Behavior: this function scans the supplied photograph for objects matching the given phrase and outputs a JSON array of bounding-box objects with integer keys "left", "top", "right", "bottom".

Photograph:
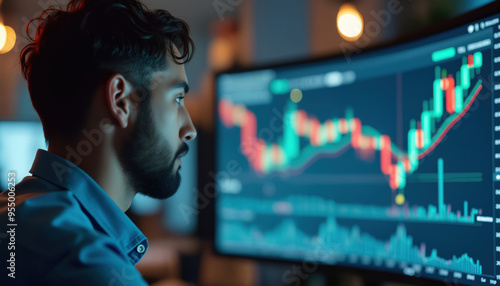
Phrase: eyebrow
[{"left": 173, "top": 81, "right": 189, "bottom": 94}]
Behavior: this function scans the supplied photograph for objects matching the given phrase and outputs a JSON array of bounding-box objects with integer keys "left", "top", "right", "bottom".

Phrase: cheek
[{"left": 152, "top": 101, "right": 180, "bottom": 140}]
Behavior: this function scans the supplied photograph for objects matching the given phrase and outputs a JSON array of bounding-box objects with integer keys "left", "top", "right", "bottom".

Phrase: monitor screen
[
  {"left": 214, "top": 3, "right": 500, "bottom": 285},
  {"left": 0, "top": 121, "right": 46, "bottom": 191}
]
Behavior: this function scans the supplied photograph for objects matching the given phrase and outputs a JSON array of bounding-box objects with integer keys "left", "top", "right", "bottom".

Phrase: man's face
[{"left": 119, "top": 51, "right": 197, "bottom": 199}]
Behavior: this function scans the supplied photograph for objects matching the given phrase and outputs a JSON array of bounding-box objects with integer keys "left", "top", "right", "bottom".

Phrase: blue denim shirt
[{"left": 0, "top": 149, "right": 149, "bottom": 285}]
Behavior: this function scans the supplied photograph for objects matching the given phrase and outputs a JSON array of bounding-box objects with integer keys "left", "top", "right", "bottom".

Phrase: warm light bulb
[
  {"left": 337, "top": 3, "right": 363, "bottom": 41},
  {"left": 0, "top": 23, "right": 6, "bottom": 52},
  {"left": 0, "top": 25, "right": 15, "bottom": 54}
]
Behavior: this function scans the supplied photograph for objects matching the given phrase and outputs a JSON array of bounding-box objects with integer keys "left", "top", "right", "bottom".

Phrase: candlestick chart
[{"left": 218, "top": 52, "right": 483, "bottom": 192}]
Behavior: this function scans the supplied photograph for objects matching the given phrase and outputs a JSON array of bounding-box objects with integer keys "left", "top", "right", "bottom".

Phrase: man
[{"left": 0, "top": 0, "right": 196, "bottom": 285}]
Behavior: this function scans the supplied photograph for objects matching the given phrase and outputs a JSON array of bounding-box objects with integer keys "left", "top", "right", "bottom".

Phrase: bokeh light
[
  {"left": 0, "top": 23, "right": 6, "bottom": 52},
  {"left": 337, "top": 3, "right": 364, "bottom": 41},
  {"left": 0, "top": 25, "right": 16, "bottom": 54}
]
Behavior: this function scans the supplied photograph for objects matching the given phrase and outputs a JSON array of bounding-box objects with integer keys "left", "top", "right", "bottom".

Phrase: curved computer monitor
[{"left": 214, "top": 2, "right": 500, "bottom": 285}]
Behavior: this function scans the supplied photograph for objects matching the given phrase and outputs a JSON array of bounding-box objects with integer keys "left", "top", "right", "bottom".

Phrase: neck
[{"left": 48, "top": 140, "right": 135, "bottom": 212}]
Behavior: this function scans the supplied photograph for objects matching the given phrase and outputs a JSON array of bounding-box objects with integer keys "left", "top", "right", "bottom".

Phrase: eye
[{"left": 175, "top": 95, "right": 185, "bottom": 104}]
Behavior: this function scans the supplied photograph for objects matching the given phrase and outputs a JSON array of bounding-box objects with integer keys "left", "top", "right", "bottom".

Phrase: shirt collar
[{"left": 29, "top": 149, "right": 148, "bottom": 265}]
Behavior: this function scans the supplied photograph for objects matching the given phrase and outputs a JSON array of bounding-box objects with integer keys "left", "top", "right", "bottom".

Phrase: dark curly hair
[{"left": 20, "top": 0, "right": 194, "bottom": 143}]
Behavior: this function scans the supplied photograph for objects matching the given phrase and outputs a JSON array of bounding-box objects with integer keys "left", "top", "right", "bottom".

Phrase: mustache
[{"left": 175, "top": 143, "right": 189, "bottom": 159}]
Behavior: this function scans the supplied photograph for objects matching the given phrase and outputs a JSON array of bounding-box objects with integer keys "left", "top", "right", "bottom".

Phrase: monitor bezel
[{"left": 210, "top": 2, "right": 500, "bottom": 285}]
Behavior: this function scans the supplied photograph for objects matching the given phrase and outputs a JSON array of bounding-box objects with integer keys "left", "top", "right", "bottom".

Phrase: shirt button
[{"left": 136, "top": 244, "right": 146, "bottom": 254}]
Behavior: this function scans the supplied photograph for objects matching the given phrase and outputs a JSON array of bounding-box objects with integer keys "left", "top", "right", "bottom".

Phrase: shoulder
[
  {"left": 0, "top": 176, "right": 102, "bottom": 257},
  {"left": 1, "top": 175, "right": 90, "bottom": 226}
]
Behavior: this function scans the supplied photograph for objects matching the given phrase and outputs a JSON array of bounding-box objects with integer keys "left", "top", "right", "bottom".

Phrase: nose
[{"left": 180, "top": 107, "right": 197, "bottom": 142}]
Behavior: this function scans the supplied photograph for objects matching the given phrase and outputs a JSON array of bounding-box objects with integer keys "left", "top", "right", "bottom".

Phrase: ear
[{"left": 105, "top": 74, "right": 135, "bottom": 129}]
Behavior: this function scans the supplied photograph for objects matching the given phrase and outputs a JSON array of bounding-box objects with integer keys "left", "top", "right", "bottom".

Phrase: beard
[{"left": 119, "top": 97, "right": 189, "bottom": 199}]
